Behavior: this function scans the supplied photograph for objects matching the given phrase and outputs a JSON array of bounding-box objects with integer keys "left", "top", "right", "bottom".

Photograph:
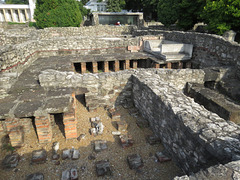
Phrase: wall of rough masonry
[
  {"left": 132, "top": 70, "right": 240, "bottom": 174},
  {"left": 135, "top": 29, "right": 240, "bottom": 78},
  {"left": 39, "top": 69, "right": 133, "bottom": 111},
  {"left": 174, "top": 160, "right": 240, "bottom": 180},
  {"left": 0, "top": 36, "right": 138, "bottom": 74}
]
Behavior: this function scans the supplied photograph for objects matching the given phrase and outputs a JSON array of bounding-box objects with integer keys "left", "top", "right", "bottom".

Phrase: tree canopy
[
  {"left": 106, "top": 0, "right": 126, "bottom": 12},
  {"left": 201, "top": 0, "right": 240, "bottom": 35},
  {"left": 34, "top": 0, "right": 82, "bottom": 29}
]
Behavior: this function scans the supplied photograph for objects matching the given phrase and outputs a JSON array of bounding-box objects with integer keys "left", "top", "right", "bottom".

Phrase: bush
[{"left": 34, "top": 0, "right": 82, "bottom": 29}]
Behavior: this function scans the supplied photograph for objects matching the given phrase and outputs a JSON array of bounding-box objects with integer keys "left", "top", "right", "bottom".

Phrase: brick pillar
[
  {"left": 35, "top": 116, "right": 52, "bottom": 144},
  {"left": 167, "top": 62, "right": 172, "bottom": 69},
  {"left": 104, "top": 61, "right": 109, "bottom": 72},
  {"left": 114, "top": 60, "right": 120, "bottom": 72},
  {"left": 93, "top": 62, "right": 98, "bottom": 73},
  {"left": 5, "top": 118, "right": 24, "bottom": 147},
  {"left": 133, "top": 60, "right": 138, "bottom": 69},
  {"left": 63, "top": 111, "right": 77, "bottom": 139},
  {"left": 178, "top": 62, "right": 183, "bottom": 69},
  {"left": 125, "top": 60, "right": 130, "bottom": 70},
  {"left": 154, "top": 63, "right": 160, "bottom": 68},
  {"left": 81, "top": 62, "right": 86, "bottom": 74},
  {"left": 186, "top": 61, "right": 192, "bottom": 68}
]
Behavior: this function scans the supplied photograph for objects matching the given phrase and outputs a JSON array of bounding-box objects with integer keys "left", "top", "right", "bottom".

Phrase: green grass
[{"left": 8, "top": 22, "right": 25, "bottom": 25}]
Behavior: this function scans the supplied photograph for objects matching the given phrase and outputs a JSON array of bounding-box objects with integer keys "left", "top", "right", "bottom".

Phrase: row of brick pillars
[
  {"left": 154, "top": 61, "right": 191, "bottom": 69},
  {"left": 80, "top": 60, "right": 138, "bottom": 74}
]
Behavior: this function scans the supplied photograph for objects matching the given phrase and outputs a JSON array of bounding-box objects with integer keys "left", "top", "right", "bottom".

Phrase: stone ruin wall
[
  {"left": 38, "top": 68, "right": 240, "bottom": 175},
  {"left": 134, "top": 29, "right": 240, "bottom": 80},
  {"left": 0, "top": 32, "right": 138, "bottom": 74},
  {"left": 1, "top": 26, "right": 240, "bottom": 178},
  {"left": 132, "top": 70, "right": 240, "bottom": 174}
]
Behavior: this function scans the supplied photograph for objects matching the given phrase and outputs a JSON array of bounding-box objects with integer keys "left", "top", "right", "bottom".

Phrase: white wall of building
[{"left": 0, "top": 0, "right": 34, "bottom": 22}]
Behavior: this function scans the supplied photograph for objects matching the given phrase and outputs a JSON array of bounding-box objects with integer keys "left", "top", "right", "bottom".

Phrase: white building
[
  {"left": 0, "top": 0, "right": 35, "bottom": 22},
  {"left": 84, "top": 0, "right": 107, "bottom": 12}
]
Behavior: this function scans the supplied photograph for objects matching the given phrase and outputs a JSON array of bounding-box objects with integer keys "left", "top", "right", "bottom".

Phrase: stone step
[{"left": 186, "top": 83, "right": 240, "bottom": 124}]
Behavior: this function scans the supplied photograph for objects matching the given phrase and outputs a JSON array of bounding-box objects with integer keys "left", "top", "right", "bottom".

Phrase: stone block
[
  {"left": 120, "top": 134, "right": 134, "bottom": 148},
  {"left": 72, "top": 149, "right": 80, "bottom": 160},
  {"left": 94, "top": 140, "right": 108, "bottom": 152},
  {"left": 32, "top": 150, "right": 47, "bottom": 164},
  {"left": 117, "top": 121, "right": 128, "bottom": 131},
  {"left": 26, "top": 173, "right": 44, "bottom": 180},
  {"left": 62, "top": 149, "right": 71, "bottom": 160},
  {"left": 90, "top": 128, "right": 97, "bottom": 136},
  {"left": 155, "top": 152, "right": 171, "bottom": 163},
  {"left": 2, "top": 153, "right": 20, "bottom": 169},
  {"left": 127, "top": 154, "right": 143, "bottom": 169},
  {"left": 146, "top": 135, "right": 161, "bottom": 145},
  {"left": 61, "top": 168, "right": 78, "bottom": 179},
  {"left": 96, "top": 160, "right": 112, "bottom": 176}
]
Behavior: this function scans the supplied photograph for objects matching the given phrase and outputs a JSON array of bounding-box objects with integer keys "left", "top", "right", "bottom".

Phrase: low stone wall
[
  {"left": 39, "top": 69, "right": 133, "bottom": 110},
  {"left": 132, "top": 70, "right": 240, "bottom": 174}
]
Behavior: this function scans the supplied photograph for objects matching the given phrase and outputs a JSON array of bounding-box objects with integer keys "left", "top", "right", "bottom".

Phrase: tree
[
  {"left": 106, "top": 0, "right": 125, "bottom": 12},
  {"left": 125, "top": 0, "right": 159, "bottom": 20},
  {"left": 201, "top": 0, "right": 240, "bottom": 35},
  {"left": 34, "top": 0, "right": 82, "bottom": 29},
  {"left": 5, "top": 0, "right": 28, "bottom": 4},
  {"left": 157, "top": 0, "right": 180, "bottom": 27},
  {"left": 77, "top": 1, "right": 90, "bottom": 17},
  {"left": 157, "top": 0, "right": 205, "bottom": 30},
  {"left": 177, "top": 0, "right": 205, "bottom": 30}
]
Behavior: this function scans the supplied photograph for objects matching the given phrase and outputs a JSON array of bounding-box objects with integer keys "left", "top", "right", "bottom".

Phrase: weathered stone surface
[
  {"left": 94, "top": 140, "right": 107, "bottom": 152},
  {"left": 96, "top": 160, "right": 112, "bottom": 176},
  {"left": 62, "top": 149, "right": 71, "bottom": 160},
  {"left": 26, "top": 173, "right": 44, "bottom": 180},
  {"left": 186, "top": 82, "right": 240, "bottom": 124},
  {"left": 127, "top": 154, "right": 143, "bottom": 169},
  {"left": 132, "top": 70, "right": 240, "bottom": 173},
  {"left": 2, "top": 153, "right": 20, "bottom": 169},
  {"left": 32, "top": 150, "right": 47, "bottom": 164},
  {"left": 72, "top": 149, "right": 80, "bottom": 160}
]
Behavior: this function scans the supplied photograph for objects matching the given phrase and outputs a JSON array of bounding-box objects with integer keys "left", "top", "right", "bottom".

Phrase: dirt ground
[{"left": 0, "top": 98, "right": 183, "bottom": 180}]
